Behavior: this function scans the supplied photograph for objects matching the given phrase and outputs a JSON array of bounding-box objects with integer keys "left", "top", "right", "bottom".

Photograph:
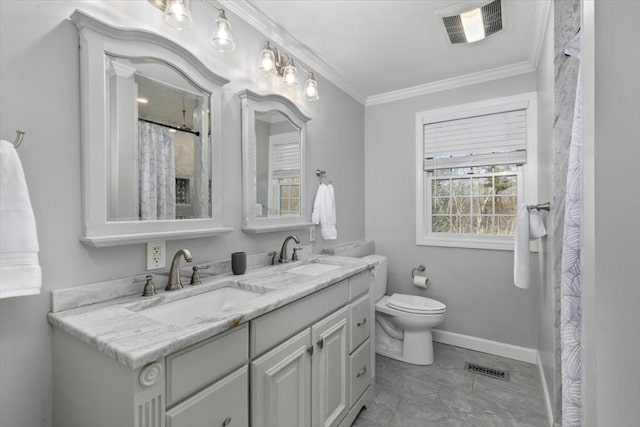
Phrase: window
[{"left": 416, "top": 93, "right": 537, "bottom": 250}]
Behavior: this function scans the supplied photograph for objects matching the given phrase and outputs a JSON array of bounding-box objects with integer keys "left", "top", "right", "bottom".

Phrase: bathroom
[{"left": 0, "top": 1, "right": 638, "bottom": 426}]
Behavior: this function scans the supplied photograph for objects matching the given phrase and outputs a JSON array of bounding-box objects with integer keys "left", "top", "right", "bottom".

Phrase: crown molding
[
  {"left": 529, "top": 0, "right": 552, "bottom": 70},
  {"left": 366, "top": 61, "right": 535, "bottom": 106},
  {"left": 219, "top": 0, "right": 367, "bottom": 105}
]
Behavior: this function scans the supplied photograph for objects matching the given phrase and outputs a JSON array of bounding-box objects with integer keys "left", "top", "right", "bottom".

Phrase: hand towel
[
  {"left": 0, "top": 140, "right": 41, "bottom": 298},
  {"left": 311, "top": 183, "right": 337, "bottom": 240},
  {"left": 513, "top": 204, "right": 547, "bottom": 289}
]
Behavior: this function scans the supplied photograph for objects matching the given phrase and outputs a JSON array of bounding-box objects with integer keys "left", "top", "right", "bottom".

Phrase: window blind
[
  {"left": 272, "top": 142, "right": 300, "bottom": 178},
  {"left": 423, "top": 109, "right": 527, "bottom": 171}
]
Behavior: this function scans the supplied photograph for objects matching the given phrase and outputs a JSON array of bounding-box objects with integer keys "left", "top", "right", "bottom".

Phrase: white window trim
[{"left": 415, "top": 92, "right": 539, "bottom": 251}]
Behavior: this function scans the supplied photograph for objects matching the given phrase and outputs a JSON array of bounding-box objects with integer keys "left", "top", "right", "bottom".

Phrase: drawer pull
[
  {"left": 356, "top": 366, "right": 367, "bottom": 378},
  {"left": 356, "top": 318, "right": 367, "bottom": 327},
  {"left": 307, "top": 345, "right": 314, "bottom": 356},
  {"left": 317, "top": 338, "right": 324, "bottom": 349},
  {"left": 222, "top": 416, "right": 232, "bottom": 427}
]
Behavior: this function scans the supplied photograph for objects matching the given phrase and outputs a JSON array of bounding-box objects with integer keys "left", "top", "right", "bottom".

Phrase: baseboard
[
  {"left": 536, "top": 351, "right": 555, "bottom": 427},
  {"left": 432, "top": 329, "right": 538, "bottom": 364}
]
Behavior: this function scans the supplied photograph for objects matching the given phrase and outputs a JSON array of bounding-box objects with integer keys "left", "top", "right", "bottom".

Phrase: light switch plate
[{"left": 147, "top": 241, "right": 166, "bottom": 270}]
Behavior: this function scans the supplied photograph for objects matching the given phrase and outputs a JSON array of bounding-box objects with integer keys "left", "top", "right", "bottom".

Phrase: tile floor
[{"left": 352, "top": 343, "right": 549, "bottom": 427}]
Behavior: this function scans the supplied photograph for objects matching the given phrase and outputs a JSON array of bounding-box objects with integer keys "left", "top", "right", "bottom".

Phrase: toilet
[
  {"left": 367, "top": 256, "right": 446, "bottom": 365},
  {"left": 326, "top": 240, "right": 446, "bottom": 366}
]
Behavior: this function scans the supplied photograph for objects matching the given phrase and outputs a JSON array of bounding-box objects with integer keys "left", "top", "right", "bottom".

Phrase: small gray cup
[{"left": 231, "top": 252, "right": 247, "bottom": 275}]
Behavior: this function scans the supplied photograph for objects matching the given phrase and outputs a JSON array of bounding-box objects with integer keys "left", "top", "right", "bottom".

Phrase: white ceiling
[{"left": 220, "top": 0, "right": 550, "bottom": 105}]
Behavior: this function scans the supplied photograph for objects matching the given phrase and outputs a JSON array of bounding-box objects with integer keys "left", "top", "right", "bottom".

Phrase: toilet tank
[{"left": 322, "top": 240, "right": 387, "bottom": 300}]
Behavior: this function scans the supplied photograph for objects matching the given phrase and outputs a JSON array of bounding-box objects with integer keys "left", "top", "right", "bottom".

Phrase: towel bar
[{"left": 527, "top": 202, "right": 550, "bottom": 211}]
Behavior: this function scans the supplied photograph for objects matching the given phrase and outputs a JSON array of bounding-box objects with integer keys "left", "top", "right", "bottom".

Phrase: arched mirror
[
  {"left": 239, "top": 90, "right": 313, "bottom": 233},
  {"left": 71, "top": 11, "right": 232, "bottom": 246}
]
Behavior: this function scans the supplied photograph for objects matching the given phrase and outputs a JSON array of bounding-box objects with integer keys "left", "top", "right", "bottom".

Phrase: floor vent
[{"left": 465, "top": 362, "right": 509, "bottom": 381}]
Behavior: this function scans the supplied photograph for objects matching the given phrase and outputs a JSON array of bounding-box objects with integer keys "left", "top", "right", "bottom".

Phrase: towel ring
[{"left": 411, "top": 265, "right": 426, "bottom": 279}]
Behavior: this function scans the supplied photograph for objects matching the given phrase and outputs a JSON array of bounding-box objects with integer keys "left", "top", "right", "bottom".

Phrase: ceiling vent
[{"left": 440, "top": 0, "right": 503, "bottom": 44}]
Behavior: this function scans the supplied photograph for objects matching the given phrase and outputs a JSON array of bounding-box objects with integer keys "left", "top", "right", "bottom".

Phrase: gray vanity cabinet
[
  {"left": 251, "top": 329, "right": 313, "bottom": 427},
  {"left": 251, "top": 305, "right": 349, "bottom": 427},
  {"left": 52, "top": 269, "right": 373, "bottom": 427}
]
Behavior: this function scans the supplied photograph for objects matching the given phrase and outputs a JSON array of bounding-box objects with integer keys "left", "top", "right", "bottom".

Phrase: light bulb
[
  {"left": 304, "top": 73, "right": 319, "bottom": 101},
  {"left": 258, "top": 43, "right": 276, "bottom": 75},
  {"left": 163, "top": 0, "right": 194, "bottom": 30},
  {"left": 210, "top": 10, "right": 236, "bottom": 53},
  {"left": 460, "top": 8, "right": 485, "bottom": 43},
  {"left": 281, "top": 63, "right": 298, "bottom": 88}
]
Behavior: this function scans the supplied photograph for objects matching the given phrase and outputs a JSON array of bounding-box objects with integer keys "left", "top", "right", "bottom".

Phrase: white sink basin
[
  {"left": 287, "top": 262, "right": 341, "bottom": 276},
  {"left": 140, "top": 287, "right": 261, "bottom": 326}
]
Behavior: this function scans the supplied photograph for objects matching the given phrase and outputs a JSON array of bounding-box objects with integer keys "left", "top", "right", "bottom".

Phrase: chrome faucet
[
  {"left": 165, "top": 249, "right": 193, "bottom": 291},
  {"left": 278, "top": 235, "right": 300, "bottom": 264}
]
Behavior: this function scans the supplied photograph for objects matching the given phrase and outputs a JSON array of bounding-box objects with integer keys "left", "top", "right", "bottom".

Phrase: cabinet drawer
[
  {"left": 349, "top": 294, "right": 370, "bottom": 353},
  {"left": 166, "top": 324, "right": 248, "bottom": 407},
  {"left": 251, "top": 279, "right": 348, "bottom": 357},
  {"left": 349, "top": 339, "right": 371, "bottom": 407},
  {"left": 166, "top": 365, "right": 248, "bottom": 427},
  {"left": 348, "top": 271, "right": 370, "bottom": 301}
]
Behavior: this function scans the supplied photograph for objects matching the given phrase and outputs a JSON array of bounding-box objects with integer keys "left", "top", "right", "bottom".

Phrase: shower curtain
[
  {"left": 138, "top": 121, "right": 176, "bottom": 220},
  {"left": 561, "top": 32, "right": 582, "bottom": 427}
]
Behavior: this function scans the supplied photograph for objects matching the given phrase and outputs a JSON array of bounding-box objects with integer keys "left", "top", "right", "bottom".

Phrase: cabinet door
[
  {"left": 166, "top": 366, "right": 248, "bottom": 427},
  {"left": 311, "top": 306, "right": 350, "bottom": 427},
  {"left": 252, "top": 329, "right": 312, "bottom": 427}
]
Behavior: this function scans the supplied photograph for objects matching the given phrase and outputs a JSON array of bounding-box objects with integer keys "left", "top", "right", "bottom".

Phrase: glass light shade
[
  {"left": 460, "top": 8, "right": 485, "bottom": 43},
  {"left": 210, "top": 10, "right": 236, "bottom": 53},
  {"left": 304, "top": 73, "right": 319, "bottom": 101},
  {"left": 281, "top": 63, "right": 298, "bottom": 88},
  {"left": 163, "top": 0, "right": 194, "bottom": 30},
  {"left": 258, "top": 46, "right": 276, "bottom": 75}
]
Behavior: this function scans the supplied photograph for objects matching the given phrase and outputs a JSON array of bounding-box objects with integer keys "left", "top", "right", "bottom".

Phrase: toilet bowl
[
  {"left": 354, "top": 249, "right": 446, "bottom": 366},
  {"left": 324, "top": 241, "right": 447, "bottom": 366},
  {"left": 375, "top": 294, "right": 446, "bottom": 365}
]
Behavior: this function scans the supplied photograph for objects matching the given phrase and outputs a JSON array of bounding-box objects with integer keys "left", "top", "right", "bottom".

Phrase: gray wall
[
  {"left": 0, "top": 2, "right": 365, "bottom": 426},
  {"left": 365, "top": 72, "right": 541, "bottom": 348},
  {"left": 584, "top": 0, "right": 640, "bottom": 424}
]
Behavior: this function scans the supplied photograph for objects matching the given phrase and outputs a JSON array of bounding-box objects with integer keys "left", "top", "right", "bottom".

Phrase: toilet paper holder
[{"left": 411, "top": 265, "right": 426, "bottom": 278}]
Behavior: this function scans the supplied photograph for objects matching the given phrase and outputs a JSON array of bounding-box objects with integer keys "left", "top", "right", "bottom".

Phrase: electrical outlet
[
  {"left": 309, "top": 226, "right": 316, "bottom": 242},
  {"left": 147, "top": 241, "right": 166, "bottom": 270}
]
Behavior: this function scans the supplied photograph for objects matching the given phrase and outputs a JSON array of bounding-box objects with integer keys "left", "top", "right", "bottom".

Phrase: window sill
[{"left": 417, "top": 235, "right": 541, "bottom": 252}]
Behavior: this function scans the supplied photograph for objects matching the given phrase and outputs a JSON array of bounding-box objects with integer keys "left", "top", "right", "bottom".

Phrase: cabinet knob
[
  {"left": 306, "top": 346, "right": 314, "bottom": 355},
  {"left": 356, "top": 366, "right": 367, "bottom": 378},
  {"left": 356, "top": 318, "right": 367, "bottom": 327},
  {"left": 222, "top": 416, "right": 232, "bottom": 427},
  {"left": 317, "top": 338, "right": 324, "bottom": 349}
]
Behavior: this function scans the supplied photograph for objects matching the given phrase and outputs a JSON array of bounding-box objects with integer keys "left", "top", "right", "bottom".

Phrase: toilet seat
[{"left": 385, "top": 293, "right": 446, "bottom": 315}]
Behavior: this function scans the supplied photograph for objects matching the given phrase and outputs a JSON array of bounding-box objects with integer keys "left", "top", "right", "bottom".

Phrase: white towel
[
  {"left": 311, "top": 183, "right": 337, "bottom": 240},
  {"left": 513, "top": 204, "right": 547, "bottom": 289},
  {"left": 0, "top": 140, "right": 41, "bottom": 298}
]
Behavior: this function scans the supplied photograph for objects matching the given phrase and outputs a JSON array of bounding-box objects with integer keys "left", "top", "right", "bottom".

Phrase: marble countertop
[{"left": 48, "top": 255, "right": 374, "bottom": 370}]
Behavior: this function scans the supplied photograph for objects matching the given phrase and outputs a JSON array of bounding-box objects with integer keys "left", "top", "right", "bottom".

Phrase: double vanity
[
  {"left": 49, "top": 255, "right": 376, "bottom": 427},
  {"left": 50, "top": 11, "right": 372, "bottom": 427}
]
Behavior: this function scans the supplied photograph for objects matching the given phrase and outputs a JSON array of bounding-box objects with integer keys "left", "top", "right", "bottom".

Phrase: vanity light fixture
[
  {"left": 147, "top": 0, "right": 236, "bottom": 53},
  {"left": 439, "top": 0, "right": 502, "bottom": 44},
  {"left": 257, "top": 41, "right": 320, "bottom": 102},
  {"left": 163, "top": 0, "right": 194, "bottom": 30},
  {"left": 210, "top": 9, "right": 236, "bottom": 53}
]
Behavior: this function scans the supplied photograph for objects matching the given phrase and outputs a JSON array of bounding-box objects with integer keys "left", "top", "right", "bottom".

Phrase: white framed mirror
[
  {"left": 71, "top": 11, "right": 232, "bottom": 247},
  {"left": 239, "top": 90, "right": 313, "bottom": 233}
]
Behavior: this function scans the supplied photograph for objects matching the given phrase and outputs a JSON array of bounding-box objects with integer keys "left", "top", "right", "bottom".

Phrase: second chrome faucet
[
  {"left": 166, "top": 249, "right": 193, "bottom": 291},
  {"left": 278, "top": 235, "right": 300, "bottom": 264}
]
